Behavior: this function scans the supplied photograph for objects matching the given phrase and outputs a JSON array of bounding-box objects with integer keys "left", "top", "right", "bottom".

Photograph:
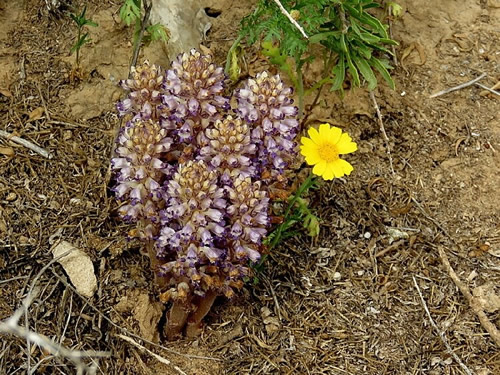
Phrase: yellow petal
[
  {"left": 328, "top": 126, "right": 342, "bottom": 145},
  {"left": 312, "top": 160, "right": 327, "bottom": 176},
  {"left": 319, "top": 123, "right": 331, "bottom": 138},
  {"left": 337, "top": 133, "right": 358, "bottom": 154},
  {"left": 300, "top": 144, "right": 319, "bottom": 158},
  {"left": 322, "top": 164, "right": 335, "bottom": 180},
  {"left": 338, "top": 159, "right": 354, "bottom": 175},
  {"left": 330, "top": 160, "right": 345, "bottom": 178},
  {"left": 305, "top": 153, "right": 321, "bottom": 165},
  {"left": 302, "top": 147, "right": 321, "bottom": 164},
  {"left": 300, "top": 137, "right": 316, "bottom": 148},
  {"left": 307, "top": 127, "right": 321, "bottom": 144}
]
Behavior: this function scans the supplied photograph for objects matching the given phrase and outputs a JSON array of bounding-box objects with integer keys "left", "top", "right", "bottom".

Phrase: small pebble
[
  {"left": 333, "top": 272, "right": 342, "bottom": 281},
  {"left": 363, "top": 232, "right": 372, "bottom": 239},
  {"left": 357, "top": 270, "right": 364, "bottom": 276}
]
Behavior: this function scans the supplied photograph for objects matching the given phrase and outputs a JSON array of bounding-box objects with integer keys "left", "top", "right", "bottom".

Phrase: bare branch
[
  {"left": 438, "top": 247, "right": 500, "bottom": 347},
  {"left": 370, "top": 91, "right": 395, "bottom": 174},
  {"left": 430, "top": 73, "right": 487, "bottom": 98}
]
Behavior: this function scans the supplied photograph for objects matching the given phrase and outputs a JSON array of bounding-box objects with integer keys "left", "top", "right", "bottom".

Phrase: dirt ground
[{"left": 1, "top": 0, "right": 499, "bottom": 374}]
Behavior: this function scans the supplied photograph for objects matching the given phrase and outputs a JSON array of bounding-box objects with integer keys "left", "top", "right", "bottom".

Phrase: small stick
[
  {"left": 129, "top": 0, "right": 153, "bottom": 78},
  {"left": 0, "top": 129, "right": 53, "bottom": 159},
  {"left": 271, "top": 0, "right": 308, "bottom": 39},
  {"left": 387, "top": 6, "right": 398, "bottom": 66},
  {"left": 370, "top": 91, "right": 395, "bottom": 174},
  {"left": 430, "top": 73, "right": 487, "bottom": 98},
  {"left": 116, "top": 334, "right": 187, "bottom": 375},
  {"left": 36, "top": 84, "right": 51, "bottom": 121},
  {"left": 438, "top": 247, "right": 500, "bottom": 347},
  {"left": 412, "top": 276, "right": 474, "bottom": 375},
  {"left": 474, "top": 82, "right": 500, "bottom": 96}
]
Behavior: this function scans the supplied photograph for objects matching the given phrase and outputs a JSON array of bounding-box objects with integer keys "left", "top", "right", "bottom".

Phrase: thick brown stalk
[
  {"left": 185, "top": 290, "right": 218, "bottom": 338},
  {"left": 166, "top": 300, "right": 192, "bottom": 341}
]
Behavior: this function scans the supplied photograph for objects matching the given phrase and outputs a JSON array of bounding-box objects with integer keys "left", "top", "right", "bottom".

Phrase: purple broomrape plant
[
  {"left": 117, "top": 61, "right": 164, "bottom": 120},
  {"left": 235, "top": 71, "right": 299, "bottom": 180},
  {"left": 111, "top": 50, "right": 299, "bottom": 339}
]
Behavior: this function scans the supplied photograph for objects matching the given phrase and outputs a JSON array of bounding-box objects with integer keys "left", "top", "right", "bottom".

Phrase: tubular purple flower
[
  {"left": 226, "top": 177, "right": 269, "bottom": 261},
  {"left": 199, "top": 115, "right": 256, "bottom": 181},
  {"left": 161, "top": 49, "right": 230, "bottom": 141},
  {"left": 235, "top": 71, "right": 300, "bottom": 180},
  {"left": 117, "top": 61, "right": 164, "bottom": 120},
  {"left": 111, "top": 119, "right": 172, "bottom": 238}
]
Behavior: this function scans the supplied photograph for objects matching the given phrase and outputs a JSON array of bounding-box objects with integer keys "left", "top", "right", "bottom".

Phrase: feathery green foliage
[
  {"left": 230, "top": 0, "right": 398, "bottom": 113},
  {"left": 119, "top": 0, "right": 169, "bottom": 48}
]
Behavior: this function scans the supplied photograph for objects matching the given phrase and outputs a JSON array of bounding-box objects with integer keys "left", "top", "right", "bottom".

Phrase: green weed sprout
[
  {"left": 70, "top": 6, "right": 98, "bottom": 67},
  {"left": 229, "top": 0, "right": 398, "bottom": 116}
]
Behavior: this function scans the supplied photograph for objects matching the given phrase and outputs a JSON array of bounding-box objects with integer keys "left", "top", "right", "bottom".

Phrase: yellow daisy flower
[{"left": 300, "top": 123, "right": 358, "bottom": 180}]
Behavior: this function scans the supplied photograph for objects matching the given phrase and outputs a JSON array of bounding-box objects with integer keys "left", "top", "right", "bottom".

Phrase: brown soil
[{"left": 1, "top": 0, "right": 499, "bottom": 374}]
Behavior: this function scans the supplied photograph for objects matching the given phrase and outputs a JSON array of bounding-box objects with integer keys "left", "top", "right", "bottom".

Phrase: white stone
[
  {"left": 52, "top": 241, "right": 97, "bottom": 298},
  {"left": 150, "top": 0, "right": 211, "bottom": 59}
]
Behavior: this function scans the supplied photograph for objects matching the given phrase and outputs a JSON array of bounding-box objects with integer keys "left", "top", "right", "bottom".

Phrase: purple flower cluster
[
  {"left": 111, "top": 119, "right": 172, "bottom": 239},
  {"left": 117, "top": 61, "right": 164, "bottom": 120},
  {"left": 111, "top": 50, "right": 299, "bottom": 307},
  {"left": 161, "top": 49, "right": 230, "bottom": 143},
  {"left": 235, "top": 71, "right": 299, "bottom": 179}
]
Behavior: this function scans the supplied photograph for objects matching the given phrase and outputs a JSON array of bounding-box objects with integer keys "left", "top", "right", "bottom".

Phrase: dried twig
[
  {"left": 412, "top": 276, "right": 474, "bottom": 375},
  {"left": 0, "top": 287, "right": 110, "bottom": 375},
  {"left": 474, "top": 82, "right": 500, "bottom": 96},
  {"left": 370, "top": 91, "right": 395, "bottom": 174},
  {"left": 429, "top": 73, "right": 487, "bottom": 98},
  {"left": 271, "top": 0, "right": 308, "bottom": 39},
  {"left": 36, "top": 83, "right": 51, "bottom": 121},
  {"left": 116, "top": 334, "right": 187, "bottom": 375},
  {"left": 438, "top": 247, "right": 500, "bottom": 347},
  {"left": 0, "top": 129, "right": 53, "bottom": 159}
]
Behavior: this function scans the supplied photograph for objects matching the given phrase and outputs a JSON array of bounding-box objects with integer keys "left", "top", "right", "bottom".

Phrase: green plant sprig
[
  {"left": 230, "top": 0, "right": 398, "bottom": 115},
  {"left": 251, "top": 173, "right": 320, "bottom": 278},
  {"left": 70, "top": 6, "right": 98, "bottom": 66},
  {"left": 119, "top": 0, "right": 169, "bottom": 70}
]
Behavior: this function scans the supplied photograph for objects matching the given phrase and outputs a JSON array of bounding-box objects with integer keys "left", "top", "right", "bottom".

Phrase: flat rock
[{"left": 52, "top": 241, "right": 97, "bottom": 298}]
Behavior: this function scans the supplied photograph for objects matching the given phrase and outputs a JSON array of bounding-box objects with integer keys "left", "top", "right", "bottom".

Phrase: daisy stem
[{"left": 269, "top": 172, "right": 315, "bottom": 250}]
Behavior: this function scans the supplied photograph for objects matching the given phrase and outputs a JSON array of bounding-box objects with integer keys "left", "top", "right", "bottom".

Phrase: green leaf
[
  {"left": 309, "top": 30, "right": 341, "bottom": 43},
  {"left": 145, "top": 24, "right": 169, "bottom": 43},
  {"left": 70, "top": 13, "right": 79, "bottom": 25},
  {"left": 345, "top": 51, "right": 360, "bottom": 87},
  {"left": 84, "top": 20, "right": 98, "bottom": 28},
  {"left": 119, "top": 0, "right": 141, "bottom": 26},
  {"left": 370, "top": 57, "right": 395, "bottom": 89},
  {"left": 339, "top": 33, "right": 348, "bottom": 53},
  {"left": 330, "top": 52, "right": 345, "bottom": 91},
  {"left": 303, "top": 214, "right": 320, "bottom": 237},
  {"left": 353, "top": 53, "right": 377, "bottom": 90},
  {"left": 343, "top": 3, "right": 388, "bottom": 38}
]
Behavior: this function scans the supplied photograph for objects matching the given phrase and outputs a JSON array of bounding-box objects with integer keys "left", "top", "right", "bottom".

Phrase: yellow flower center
[{"left": 318, "top": 142, "right": 339, "bottom": 162}]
